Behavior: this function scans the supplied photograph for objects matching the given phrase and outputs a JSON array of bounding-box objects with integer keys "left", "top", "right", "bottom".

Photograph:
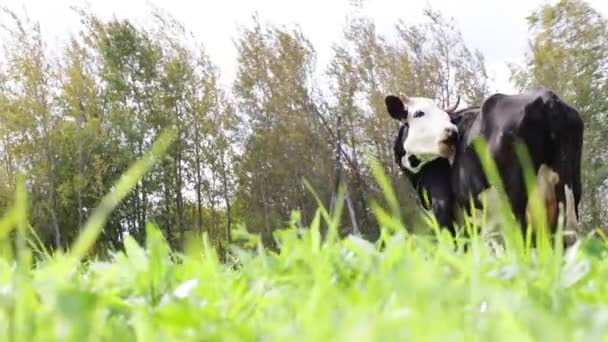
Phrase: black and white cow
[{"left": 386, "top": 88, "right": 583, "bottom": 242}]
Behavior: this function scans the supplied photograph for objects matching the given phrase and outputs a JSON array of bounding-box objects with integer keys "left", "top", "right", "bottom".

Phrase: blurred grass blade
[
  {"left": 369, "top": 157, "right": 401, "bottom": 221},
  {"left": 303, "top": 178, "right": 331, "bottom": 224},
  {"left": 514, "top": 141, "right": 551, "bottom": 254},
  {"left": 303, "top": 178, "right": 342, "bottom": 243},
  {"left": 27, "top": 223, "right": 51, "bottom": 259},
  {"left": 472, "top": 137, "right": 524, "bottom": 256},
  {"left": 70, "top": 129, "right": 176, "bottom": 260},
  {"left": 12, "top": 174, "right": 30, "bottom": 342}
]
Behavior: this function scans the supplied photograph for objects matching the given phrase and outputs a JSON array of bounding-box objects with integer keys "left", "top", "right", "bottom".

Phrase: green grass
[{"left": 1, "top": 132, "right": 608, "bottom": 341}]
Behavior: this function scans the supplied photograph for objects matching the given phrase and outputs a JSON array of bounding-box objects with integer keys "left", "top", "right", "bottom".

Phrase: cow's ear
[{"left": 385, "top": 95, "right": 408, "bottom": 120}]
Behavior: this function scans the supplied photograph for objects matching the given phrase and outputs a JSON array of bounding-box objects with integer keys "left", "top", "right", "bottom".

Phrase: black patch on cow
[
  {"left": 394, "top": 123, "right": 408, "bottom": 171},
  {"left": 408, "top": 155, "right": 421, "bottom": 168}
]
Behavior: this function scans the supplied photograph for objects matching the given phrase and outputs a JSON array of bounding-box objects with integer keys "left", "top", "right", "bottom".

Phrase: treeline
[{"left": 0, "top": 0, "right": 606, "bottom": 254}]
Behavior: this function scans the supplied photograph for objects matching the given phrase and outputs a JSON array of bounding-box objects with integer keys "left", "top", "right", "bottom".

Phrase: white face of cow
[{"left": 386, "top": 95, "right": 459, "bottom": 172}]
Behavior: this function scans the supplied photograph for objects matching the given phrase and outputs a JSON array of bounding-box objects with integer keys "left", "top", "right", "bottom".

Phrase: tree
[
  {"left": 57, "top": 37, "right": 103, "bottom": 237},
  {"left": 232, "top": 17, "right": 334, "bottom": 246},
  {"left": 396, "top": 8, "right": 490, "bottom": 107},
  {"left": 1, "top": 8, "right": 62, "bottom": 247}
]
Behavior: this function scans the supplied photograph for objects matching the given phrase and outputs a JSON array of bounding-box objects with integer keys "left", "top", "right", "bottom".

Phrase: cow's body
[{"left": 389, "top": 88, "right": 583, "bottom": 240}]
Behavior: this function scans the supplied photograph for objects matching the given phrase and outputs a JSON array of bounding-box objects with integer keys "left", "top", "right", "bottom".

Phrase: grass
[{"left": 1, "top": 132, "right": 608, "bottom": 341}]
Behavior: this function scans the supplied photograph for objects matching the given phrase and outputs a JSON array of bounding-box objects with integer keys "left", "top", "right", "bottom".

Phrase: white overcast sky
[{"left": 2, "top": 0, "right": 608, "bottom": 94}]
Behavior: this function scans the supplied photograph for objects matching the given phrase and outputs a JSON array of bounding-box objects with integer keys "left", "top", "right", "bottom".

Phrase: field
[{"left": 1, "top": 134, "right": 608, "bottom": 342}]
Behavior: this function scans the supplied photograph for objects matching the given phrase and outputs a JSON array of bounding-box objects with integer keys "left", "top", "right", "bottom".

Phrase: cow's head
[{"left": 386, "top": 94, "right": 459, "bottom": 173}]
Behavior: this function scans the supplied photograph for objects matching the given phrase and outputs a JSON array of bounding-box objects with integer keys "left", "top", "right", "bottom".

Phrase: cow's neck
[{"left": 449, "top": 108, "right": 491, "bottom": 211}]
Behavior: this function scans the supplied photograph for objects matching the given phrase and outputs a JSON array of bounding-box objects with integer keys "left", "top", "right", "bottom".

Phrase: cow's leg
[
  {"left": 417, "top": 161, "right": 456, "bottom": 237},
  {"left": 526, "top": 164, "right": 560, "bottom": 232},
  {"left": 431, "top": 195, "right": 456, "bottom": 236},
  {"left": 418, "top": 183, "right": 456, "bottom": 237},
  {"left": 505, "top": 172, "right": 530, "bottom": 237}
]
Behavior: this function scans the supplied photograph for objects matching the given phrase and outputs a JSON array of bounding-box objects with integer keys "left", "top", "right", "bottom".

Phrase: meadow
[{"left": 0, "top": 132, "right": 607, "bottom": 342}]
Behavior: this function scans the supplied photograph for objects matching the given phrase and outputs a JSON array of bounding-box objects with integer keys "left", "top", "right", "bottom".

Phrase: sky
[{"left": 2, "top": 0, "right": 608, "bottom": 94}]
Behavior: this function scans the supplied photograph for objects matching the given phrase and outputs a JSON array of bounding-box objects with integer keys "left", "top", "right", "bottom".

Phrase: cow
[{"left": 385, "top": 88, "right": 583, "bottom": 244}]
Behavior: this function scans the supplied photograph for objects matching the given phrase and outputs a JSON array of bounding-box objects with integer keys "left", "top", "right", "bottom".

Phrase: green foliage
[
  {"left": 0, "top": 1, "right": 604, "bottom": 262},
  {"left": 1, "top": 154, "right": 608, "bottom": 341},
  {"left": 232, "top": 17, "right": 334, "bottom": 244},
  {"left": 0, "top": 7, "right": 238, "bottom": 252}
]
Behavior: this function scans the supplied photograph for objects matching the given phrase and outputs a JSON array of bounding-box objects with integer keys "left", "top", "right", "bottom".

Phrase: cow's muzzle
[{"left": 442, "top": 127, "right": 458, "bottom": 145}]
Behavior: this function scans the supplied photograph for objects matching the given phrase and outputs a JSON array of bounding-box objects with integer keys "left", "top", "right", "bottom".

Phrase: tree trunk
[
  {"left": 77, "top": 100, "right": 86, "bottom": 230},
  {"left": 590, "top": 188, "right": 601, "bottom": 229},
  {"left": 142, "top": 181, "right": 147, "bottom": 232},
  {"left": 133, "top": 182, "right": 140, "bottom": 232},
  {"left": 194, "top": 124, "right": 204, "bottom": 237},
  {"left": 48, "top": 167, "right": 61, "bottom": 248},
  {"left": 162, "top": 172, "right": 173, "bottom": 246},
  {"left": 205, "top": 171, "right": 218, "bottom": 244},
  {"left": 330, "top": 113, "right": 343, "bottom": 216},
  {"left": 345, "top": 185, "right": 360, "bottom": 236},
  {"left": 133, "top": 82, "right": 147, "bottom": 237},
  {"left": 1, "top": 135, "right": 14, "bottom": 190},
  {"left": 175, "top": 147, "right": 185, "bottom": 250},
  {"left": 219, "top": 155, "right": 232, "bottom": 243},
  {"left": 174, "top": 104, "right": 186, "bottom": 250},
  {"left": 37, "top": 87, "right": 61, "bottom": 248},
  {"left": 260, "top": 182, "right": 272, "bottom": 245},
  {"left": 139, "top": 140, "right": 147, "bottom": 233}
]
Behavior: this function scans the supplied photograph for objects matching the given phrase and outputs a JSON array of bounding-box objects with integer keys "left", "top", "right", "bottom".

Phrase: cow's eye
[{"left": 413, "top": 110, "right": 425, "bottom": 118}]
